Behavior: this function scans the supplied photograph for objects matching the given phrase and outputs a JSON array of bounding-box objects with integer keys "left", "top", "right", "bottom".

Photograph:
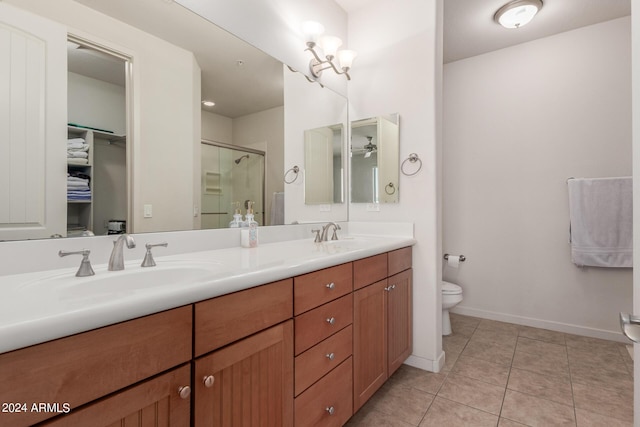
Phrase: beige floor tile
[
  {"left": 346, "top": 407, "right": 415, "bottom": 427},
  {"left": 507, "top": 368, "right": 573, "bottom": 406},
  {"left": 420, "top": 397, "right": 498, "bottom": 427},
  {"left": 477, "top": 319, "right": 520, "bottom": 335},
  {"left": 565, "top": 334, "right": 621, "bottom": 353},
  {"left": 515, "top": 337, "right": 567, "bottom": 358},
  {"left": 472, "top": 328, "right": 519, "bottom": 347},
  {"left": 501, "top": 390, "right": 576, "bottom": 426},
  {"left": 462, "top": 338, "right": 516, "bottom": 366},
  {"left": 569, "top": 362, "right": 633, "bottom": 394},
  {"left": 499, "top": 418, "right": 530, "bottom": 427},
  {"left": 575, "top": 408, "right": 633, "bottom": 427},
  {"left": 366, "top": 380, "right": 435, "bottom": 425},
  {"left": 518, "top": 325, "right": 566, "bottom": 345},
  {"left": 617, "top": 344, "right": 633, "bottom": 365},
  {"left": 567, "top": 345, "right": 628, "bottom": 369},
  {"left": 450, "top": 313, "right": 481, "bottom": 328},
  {"left": 452, "top": 355, "right": 511, "bottom": 387},
  {"left": 387, "top": 364, "right": 448, "bottom": 395},
  {"left": 443, "top": 333, "right": 469, "bottom": 355},
  {"left": 442, "top": 349, "right": 460, "bottom": 373},
  {"left": 572, "top": 382, "right": 633, "bottom": 423},
  {"left": 512, "top": 348, "right": 569, "bottom": 378},
  {"left": 437, "top": 373, "right": 505, "bottom": 415}
]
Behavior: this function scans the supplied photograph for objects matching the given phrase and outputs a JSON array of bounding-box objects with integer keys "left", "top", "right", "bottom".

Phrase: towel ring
[
  {"left": 401, "top": 153, "right": 422, "bottom": 176},
  {"left": 385, "top": 182, "right": 396, "bottom": 195},
  {"left": 284, "top": 166, "right": 300, "bottom": 184}
]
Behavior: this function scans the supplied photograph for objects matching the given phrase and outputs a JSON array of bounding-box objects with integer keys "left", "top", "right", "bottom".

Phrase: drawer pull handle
[
  {"left": 178, "top": 385, "right": 191, "bottom": 399},
  {"left": 203, "top": 375, "right": 215, "bottom": 388},
  {"left": 326, "top": 406, "right": 335, "bottom": 415},
  {"left": 326, "top": 317, "right": 336, "bottom": 325},
  {"left": 326, "top": 282, "right": 335, "bottom": 289},
  {"left": 384, "top": 286, "right": 391, "bottom": 292},
  {"left": 326, "top": 352, "right": 335, "bottom": 360}
]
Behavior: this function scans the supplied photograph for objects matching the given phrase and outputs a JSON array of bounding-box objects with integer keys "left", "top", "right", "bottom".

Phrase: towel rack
[{"left": 284, "top": 166, "right": 300, "bottom": 184}]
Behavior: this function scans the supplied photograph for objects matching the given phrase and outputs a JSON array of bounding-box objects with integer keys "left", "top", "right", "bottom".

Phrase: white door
[
  {"left": 378, "top": 116, "right": 399, "bottom": 203},
  {"left": 0, "top": 3, "right": 67, "bottom": 240},
  {"left": 304, "top": 127, "right": 334, "bottom": 204}
]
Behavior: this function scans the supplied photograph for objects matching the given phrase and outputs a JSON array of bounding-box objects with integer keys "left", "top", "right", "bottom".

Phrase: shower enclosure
[{"left": 200, "top": 140, "right": 265, "bottom": 229}]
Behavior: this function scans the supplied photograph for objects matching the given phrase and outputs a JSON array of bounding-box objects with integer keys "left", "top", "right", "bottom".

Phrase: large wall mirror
[
  {"left": 351, "top": 114, "right": 400, "bottom": 204},
  {"left": 304, "top": 125, "right": 344, "bottom": 205},
  {"left": 0, "top": 0, "right": 348, "bottom": 241}
]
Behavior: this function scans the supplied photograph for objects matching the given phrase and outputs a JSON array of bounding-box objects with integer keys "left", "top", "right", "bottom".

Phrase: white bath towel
[
  {"left": 67, "top": 158, "right": 89, "bottom": 165},
  {"left": 567, "top": 177, "right": 632, "bottom": 267},
  {"left": 67, "top": 144, "right": 89, "bottom": 152},
  {"left": 270, "top": 192, "right": 284, "bottom": 225},
  {"left": 67, "top": 138, "right": 86, "bottom": 149},
  {"left": 67, "top": 151, "right": 88, "bottom": 158}
]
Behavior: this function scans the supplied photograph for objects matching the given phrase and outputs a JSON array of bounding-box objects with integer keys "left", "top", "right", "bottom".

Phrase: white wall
[
  {"left": 68, "top": 72, "right": 126, "bottom": 135},
  {"left": 443, "top": 17, "right": 632, "bottom": 340},
  {"left": 7, "top": 0, "right": 201, "bottom": 234},
  {"left": 202, "top": 110, "right": 233, "bottom": 144},
  {"left": 347, "top": 0, "right": 443, "bottom": 371}
]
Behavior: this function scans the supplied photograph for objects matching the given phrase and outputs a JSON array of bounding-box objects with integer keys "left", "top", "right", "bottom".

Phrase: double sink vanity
[{"left": 0, "top": 225, "right": 415, "bottom": 426}]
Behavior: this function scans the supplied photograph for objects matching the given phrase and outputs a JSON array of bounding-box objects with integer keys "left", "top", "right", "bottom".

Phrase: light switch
[{"left": 144, "top": 204, "right": 153, "bottom": 218}]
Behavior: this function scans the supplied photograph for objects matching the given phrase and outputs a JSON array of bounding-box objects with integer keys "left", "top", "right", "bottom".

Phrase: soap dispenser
[
  {"left": 241, "top": 201, "right": 259, "bottom": 248},
  {"left": 229, "top": 202, "right": 243, "bottom": 228}
]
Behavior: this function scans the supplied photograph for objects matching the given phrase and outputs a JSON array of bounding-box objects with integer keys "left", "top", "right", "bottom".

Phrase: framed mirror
[
  {"left": 304, "top": 124, "right": 344, "bottom": 205},
  {"left": 0, "top": 0, "right": 348, "bottom": 241},
  {"left": 350, "top": 113, "right": 400, "bottom": 204}
]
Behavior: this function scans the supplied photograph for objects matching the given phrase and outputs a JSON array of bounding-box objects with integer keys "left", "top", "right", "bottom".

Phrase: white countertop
[{"left": 0, "top": 234, "right": 415, "bottom": 354}]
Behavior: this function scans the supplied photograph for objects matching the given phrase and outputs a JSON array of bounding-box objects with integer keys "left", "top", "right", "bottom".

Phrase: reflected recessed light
[
  {"left": 202, "top": 100, "right": 215, "bottom": 107},
  {"left": 494, "top": 0, "right": 542, "bottom": 29}
]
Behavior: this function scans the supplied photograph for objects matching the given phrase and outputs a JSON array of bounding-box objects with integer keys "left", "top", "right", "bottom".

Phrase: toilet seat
[{"left": 442, "top": 282, "right": 462, "bottom": 295}]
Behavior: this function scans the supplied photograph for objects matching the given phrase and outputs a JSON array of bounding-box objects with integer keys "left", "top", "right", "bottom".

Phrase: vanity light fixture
[
  {"left": 494, "top": 0, "right": 542, "bottom": 29},
  {"left": 302, "top": 21, "right": 357, "bottom": 81}
]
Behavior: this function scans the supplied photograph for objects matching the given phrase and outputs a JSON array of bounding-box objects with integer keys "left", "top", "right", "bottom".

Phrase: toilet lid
[{"left": 442, "top": 282, "right": 462, "bottom": 295}]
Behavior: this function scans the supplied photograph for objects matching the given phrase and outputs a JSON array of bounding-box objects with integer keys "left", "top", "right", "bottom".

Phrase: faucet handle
[
  {"left": 331, "top": 224, "right": 341, "bottom": 241},
  {"left": 141, "top": 242, "right": 168, "bottom": 267},
  {"left": 59, "top": 249, "right": 95, "bottom": 277},
  {"left": 311, "top": 229, "right": 322, "bottom": 243}
]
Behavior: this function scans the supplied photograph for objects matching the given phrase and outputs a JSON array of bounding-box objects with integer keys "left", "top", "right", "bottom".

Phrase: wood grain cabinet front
[
  {"left": 194, "top": 321, "right": 294, "bottom": 427},
  {"left": 294, "top": 263, "right": 352, "bottom": 315},
  {"left": 294, "top": 293, "right": 353, "bottom": 356},
  {"left": 0, "top": 306, "right": 192, "bottom": 427}
]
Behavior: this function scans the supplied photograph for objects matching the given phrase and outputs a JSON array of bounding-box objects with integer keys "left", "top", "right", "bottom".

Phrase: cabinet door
[
  {"left": 40, "top": 364, "right": 191, "bottom": 427},
  {"left": 387, "top": 268, "right": 413, "bottom": 376},
  {"left": 194, "top": 321, "right": 294, "bottom": 427},
  {"left": 352, "top": 279, "right": 387, "bottom": 412}
]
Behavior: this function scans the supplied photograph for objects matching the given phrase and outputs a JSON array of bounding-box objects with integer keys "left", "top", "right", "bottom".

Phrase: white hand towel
[
  {"left": 67, "top": 151, "right": 89, "bottom": 158},
  {"left": 568, "top": 177, "right": 632, "bottom": 267},
  {"left": 67, "top": 158, "right": 89, "bottom": 165}
]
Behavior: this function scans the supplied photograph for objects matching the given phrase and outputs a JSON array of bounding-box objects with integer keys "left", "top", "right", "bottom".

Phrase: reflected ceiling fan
[{"left": 352, "top": 136, "right": 377, "bottom": 158}]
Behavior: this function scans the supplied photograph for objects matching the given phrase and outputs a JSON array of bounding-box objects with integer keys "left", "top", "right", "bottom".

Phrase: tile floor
[{"left": 346, "top": 313, "right": 634, "bottom": 426}]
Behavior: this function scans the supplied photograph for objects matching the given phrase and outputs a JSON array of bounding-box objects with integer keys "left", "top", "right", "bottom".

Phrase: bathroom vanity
[{"left": 0, "top": 236, "right": 413, "bottom": 426}]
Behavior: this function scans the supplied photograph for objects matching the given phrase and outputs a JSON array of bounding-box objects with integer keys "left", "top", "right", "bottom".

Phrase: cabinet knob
[
  {"left": 384, "top": 286, "right": 391, "bottom": 292},
  {"left": 326, "top": 352, "right": 335, "bottom": 360},
  {"left": 326, "top": 406, "right": 335, "bottom": 415},
  {"left": 178, "top": 385, "right": 191, "bottom": 399},
  {"left": 203, "top": 375, "right": 215, "bottom": 388},
  {"left": 326, "top": 282, "right": 335, "bottom": 290},
  {"left": 326, "top": 317, "right": 336, "bottom": 325}
]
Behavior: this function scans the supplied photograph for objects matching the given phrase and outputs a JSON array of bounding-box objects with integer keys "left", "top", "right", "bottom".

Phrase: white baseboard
[
  {"left": 404, "top": 351, "right": 446, "bottom": 373},
  {"left": 451, "top": 306, "right": 630, "bottom": 344}
]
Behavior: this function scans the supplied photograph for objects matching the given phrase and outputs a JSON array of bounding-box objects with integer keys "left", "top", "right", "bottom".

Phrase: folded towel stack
[
  {"left": 67, "top": 171, "right": 91, "bottom": 201},
  {"left": 67, "top": 138, "right": 90, "bottom": 165}
]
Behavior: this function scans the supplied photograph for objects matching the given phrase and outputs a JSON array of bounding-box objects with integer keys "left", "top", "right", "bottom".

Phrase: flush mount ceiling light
[
  {"left": 302, "top": 21, "right": 357, "bottom": 81},
  {"left": 494, "top": 0, "right": 542, "bottom": 29},
  {"left": 202, "top": 100, "right": 215, "bottom": 107}
]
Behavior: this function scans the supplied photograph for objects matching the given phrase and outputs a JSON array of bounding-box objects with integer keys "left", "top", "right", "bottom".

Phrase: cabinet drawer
[
  {"left": 0, "top": 306, "right": 192, "bottom": 427},
  {"left": 294, "top": 293, "right": 353, "bottom": 355},
  {"left": 294, "top": 357, "right": 353, "bottom": 427},
  {"left": 388, "top": 246, "right": 412, "bottom": 276},
  {"left": 353, "top": 253, "right": 388, "bottom": 290},
  {"left": 294, "top": 262, "right": 352, "bottom": 315},
  {"left": 195, "top": 278, "right": 293, "bottom": 356},
  {"left": 295, "top": 325, "right": 352, "bottom": 396}
]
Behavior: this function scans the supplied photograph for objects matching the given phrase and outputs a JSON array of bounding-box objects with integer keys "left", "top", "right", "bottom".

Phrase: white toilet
[{"left": 442, "top": 281, "right": 463, "bottom": 336}]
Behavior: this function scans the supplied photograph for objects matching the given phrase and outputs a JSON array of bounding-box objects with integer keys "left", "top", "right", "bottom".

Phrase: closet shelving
[{"left": 66, "top": 125, "right": 126, "bottom": 237}]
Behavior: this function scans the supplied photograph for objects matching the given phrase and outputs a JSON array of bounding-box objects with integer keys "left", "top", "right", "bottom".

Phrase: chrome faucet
[
  {"left": 320, "top": 222, "right": 341, "bottom": 241},
  {"left": 108, "top": 234, "right": 136, "bottom": 271}
]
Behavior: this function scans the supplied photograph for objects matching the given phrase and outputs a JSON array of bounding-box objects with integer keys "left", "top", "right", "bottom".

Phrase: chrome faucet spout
[
  {"left": 108, "top": 234, "right": 136, "bottom": 271},
  {"left": 320, "top": 222, "right": 341, "bottom": 241}
]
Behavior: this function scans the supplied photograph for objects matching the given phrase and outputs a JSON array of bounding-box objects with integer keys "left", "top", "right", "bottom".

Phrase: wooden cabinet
[
  {"left": 352, "top": 247, "right": 413, "bottom": 411},
  {"left": 194, "top": 321, "right": 294, "bottom": 427},
  {"left": 41, "top": 364, "right": 191, "bottom": 427},
  {"left": 0, "top": 306, "right": 192, "bottom": 426}
]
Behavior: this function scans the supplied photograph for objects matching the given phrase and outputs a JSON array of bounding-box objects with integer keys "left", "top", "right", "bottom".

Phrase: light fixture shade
[
  {"left": 337, "top": 50, "right": 357, "bottom": 70},
  {"left": 302, "top": 21, "right": 325, "bottom": 43},
  {"left": 319, "top": 36, "right": 343, "bottom": 58},
  {"left": 494, "top": 0, "right": 542, "bottom": 29}
]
